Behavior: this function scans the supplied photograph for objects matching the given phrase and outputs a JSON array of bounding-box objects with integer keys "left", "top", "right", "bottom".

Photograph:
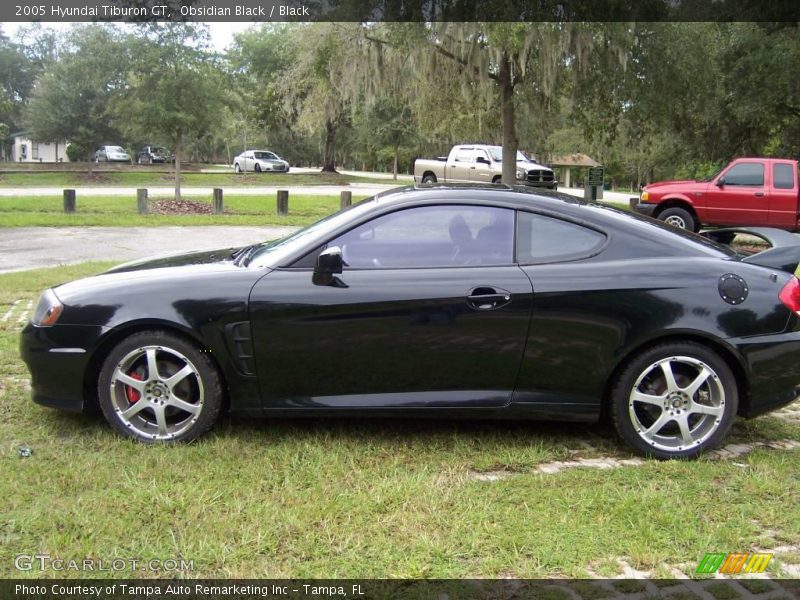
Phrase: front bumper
[
  {"left": 19, "top": 322, "right": 106, "bottom": 413},
  {"left": 635, "top": 202, "right": 657, "bottom": 217},
  {"left": 518, "top": 180, "right": 558, "bottom": 190}
]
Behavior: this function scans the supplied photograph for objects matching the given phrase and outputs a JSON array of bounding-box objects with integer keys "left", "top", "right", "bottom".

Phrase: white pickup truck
[{"left": 413, "top": 144, "right": 557, "bottom": 189}]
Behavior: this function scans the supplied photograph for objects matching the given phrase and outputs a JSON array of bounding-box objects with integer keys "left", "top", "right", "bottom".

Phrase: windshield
[
  {"left": 108, "top": 146, "right": 126, "bottom": 153},
  {"left": 487, "top": 147, "right": 532, "bottom": 162},
  {"left": 248, "top": 198, "right": 377, "bottom": 267},
  {"left": 254, "top": 151, "right": 278, "bottom": 160}
]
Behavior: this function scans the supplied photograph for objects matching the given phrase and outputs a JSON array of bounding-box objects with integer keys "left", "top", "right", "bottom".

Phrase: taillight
[{"left": 779, "top": 277, "right": 800, "bottom": 313}]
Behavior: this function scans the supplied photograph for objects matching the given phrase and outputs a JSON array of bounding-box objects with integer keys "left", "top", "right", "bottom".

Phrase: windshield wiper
[{"left": 231, "top": 243, "right": 262, "bottom": 266}]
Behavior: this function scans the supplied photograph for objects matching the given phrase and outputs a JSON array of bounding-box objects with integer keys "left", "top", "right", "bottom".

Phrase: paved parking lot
[{"left": 0, "top": 225, "right": 298, "bottom": 273}]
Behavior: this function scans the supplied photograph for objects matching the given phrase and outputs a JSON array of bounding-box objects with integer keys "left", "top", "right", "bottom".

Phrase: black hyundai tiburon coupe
[{"left": 20, "top": 184, "right": 800, "bottom": 458}]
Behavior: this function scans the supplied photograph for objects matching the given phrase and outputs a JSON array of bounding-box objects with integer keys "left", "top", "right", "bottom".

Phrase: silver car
[
  {"left": 233, "top": 150, "right": 290, "bottom": 173},
  {"left": 94, "top": 145, "right": 131, "bottom": 163}
]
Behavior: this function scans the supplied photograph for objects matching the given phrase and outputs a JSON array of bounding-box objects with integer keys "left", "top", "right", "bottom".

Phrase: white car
[
  {"left": 233, "top": 150, "right": 290, "bottom": 173},
  {"left": 94, "top": 145, "right": 131, "bottom": 163}
]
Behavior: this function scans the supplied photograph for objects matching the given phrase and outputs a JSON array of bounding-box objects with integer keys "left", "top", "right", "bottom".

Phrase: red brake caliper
[{"left": 126, "top": 370, "right": 144, "bottom": 403}]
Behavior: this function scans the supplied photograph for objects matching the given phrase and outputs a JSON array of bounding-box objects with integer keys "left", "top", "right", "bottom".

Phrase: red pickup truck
[{"left": 636, "top": 158, "right": 799, "bottom": 232}]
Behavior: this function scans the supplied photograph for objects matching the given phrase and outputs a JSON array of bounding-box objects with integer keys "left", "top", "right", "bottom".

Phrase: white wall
[{"left": 11, "top": 136, "right": 70, "bottom": 163}]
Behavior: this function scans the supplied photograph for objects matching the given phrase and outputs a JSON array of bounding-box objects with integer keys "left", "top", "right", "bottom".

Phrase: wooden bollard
[
  {"left": 340, "top": 190, "right": 352, "bottom": 209},
  {"left": 277, "top": 189, "right": 289, "bottom": 216},
  {"left": 137, "top": 188, "right": 148, "bottom": 214},
  {"left": 63, "top": 189, "right": 76, "bottom": 213},
  {"left": 629, "top": 197, "right": 638, "bottom": 211},
  {"left": 213, "top": 188, "right": 223, "bottom": 214}
]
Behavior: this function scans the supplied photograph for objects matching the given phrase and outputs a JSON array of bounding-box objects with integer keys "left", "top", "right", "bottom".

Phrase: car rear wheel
[
  {"left": 234, "top": 163, "right": 242, "bottom": 173},
  {"left": 611, "top": 342, "right": 738, "bottom": 459},
  {"left": 658, "top": 207, "right": 696, "bottom": 231},
  {"left": 97, "top": 331, "right": 223, "bottom": 443},
  {"left": 422, "top": 174, "right": 437, "bottom": 184},
  {"left": 255, "top": 163, "right": 262, "bottom": 173}
]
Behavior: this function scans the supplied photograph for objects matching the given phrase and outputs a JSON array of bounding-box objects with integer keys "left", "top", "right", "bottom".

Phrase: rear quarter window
[{"left": 516, "top": 212, "right": 607, "bottom": 264}]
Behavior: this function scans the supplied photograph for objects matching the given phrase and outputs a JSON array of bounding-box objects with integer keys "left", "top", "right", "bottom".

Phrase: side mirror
[
  {"left": 716, "top": 176, "right": 726, "bottom": 187},
  {"left": 315, "top": 246, "right": 343, "bottom": 275},
  {"left": 475, "top": 156, "right": 489, "bottom": 164}
]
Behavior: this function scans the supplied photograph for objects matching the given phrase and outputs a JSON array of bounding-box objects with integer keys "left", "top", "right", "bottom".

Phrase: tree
[
  {"left": 23, "top": 25, "right": 126, "bottom": 173},
  {"left": 116, "top": 23, "right": 225, "bottom": 200}
]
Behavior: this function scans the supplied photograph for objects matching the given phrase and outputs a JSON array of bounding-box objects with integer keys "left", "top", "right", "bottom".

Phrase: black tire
[
  {"left": 658, "top": 207, "right": 696, "bottom": 232},
  {"left": 234, "top": 163, "right": 242, "bottom": 174},
  {"left": 611, "top": 341, "right": 738, "bottom": 459},
  {"left": 492, "top": 175, "right": 502, "bottom": 184},
  {"left": 255, "top": 163, "right": 262, "bottom": 173},
  {"left": 97, "top": 330, "right": 223, "bottom": 443},
  {"left": 422, "top": 174, "right": 437, "bottom": 184}
]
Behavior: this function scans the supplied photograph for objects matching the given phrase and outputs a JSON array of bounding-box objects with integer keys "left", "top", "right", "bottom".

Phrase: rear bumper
[
  {"left": 19, "top": 322, "right": 105, "bottom": 413},
  {"left": 732, "top": 330, "right": 800, "bottom": 417}
]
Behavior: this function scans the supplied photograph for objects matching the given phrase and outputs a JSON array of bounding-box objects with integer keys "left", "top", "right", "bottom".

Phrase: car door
[
  {"left": 705, "top": 161, "right": 768, "bottom": 225},
  {"left": 470, "top": 149, "right": 493, "bottom": 183},
  {"left": 769, "top": 162, "right": 798, "bottom": 229},
  {"left": 248, "top": 204, "right": 534, "bottom": 409},
  {"left": 447, "top": 147, "right": 474, "bottom": 182}
]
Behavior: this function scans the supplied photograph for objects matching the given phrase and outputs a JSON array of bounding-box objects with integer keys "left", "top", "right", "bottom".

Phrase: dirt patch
[{"left": 150, "top": 198, "right": 221, "bottom": 215}]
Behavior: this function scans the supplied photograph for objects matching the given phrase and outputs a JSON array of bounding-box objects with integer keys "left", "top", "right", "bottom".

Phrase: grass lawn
[
  {"left": 1, "top": 263, "right": 800, "bottom": 579},
  {"left": 0, "top": 170, "right": 395, "bottom": 188},
  {"left": 0, "top": 194, "right": 369, "bottom": 227}
]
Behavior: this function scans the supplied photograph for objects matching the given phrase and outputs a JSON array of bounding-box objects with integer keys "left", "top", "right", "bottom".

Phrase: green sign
[{"left": 588, "top": 166, "right": 604, "bottom": 186}]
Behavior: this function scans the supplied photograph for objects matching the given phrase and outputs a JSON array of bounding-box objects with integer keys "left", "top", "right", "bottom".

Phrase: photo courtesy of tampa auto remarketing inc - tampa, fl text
[{"left": 2, "top": 1, "right": 800, "bottom": 599}]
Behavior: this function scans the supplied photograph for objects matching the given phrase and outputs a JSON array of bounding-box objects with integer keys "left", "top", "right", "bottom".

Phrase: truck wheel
[
  {"left": 422, "top": 174, "right": 436, "bottom": 184},
  {"left": 492, "top": 175, "right": 502, "bottom": 184},
  {"left": 658, "top": 207, "right": 696, "bottom": 231}
]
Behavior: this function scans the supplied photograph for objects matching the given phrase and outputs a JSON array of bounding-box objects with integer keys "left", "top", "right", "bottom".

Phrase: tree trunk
[
  {"left": 321, "top": 118, "right": 337, "bottom": 173},
  {"left": 393, "top": 146, "right": 399, "bottom": 180},
  {"left": 499, "top": 51, "right": 517, "bottom": 186},
  {"left": 174, "top": 131, "right": 182, "bottom": 201}
]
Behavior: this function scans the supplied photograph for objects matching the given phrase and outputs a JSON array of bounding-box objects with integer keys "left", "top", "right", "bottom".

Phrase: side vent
[{"left": 224, "top": 322, "right": 255, "bottom": 376}]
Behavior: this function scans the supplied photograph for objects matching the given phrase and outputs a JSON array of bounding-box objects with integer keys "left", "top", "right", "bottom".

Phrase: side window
[
  {"left": 517, "top": 212, "right": 606, "bottom": 264},
  {"left": 723, "top": 163, "right": 764, "bottom": 186},
  {"left": 474, "top": 150, "right": 490, "bottom": 163},
  {"left": 329, "top": 205, "right": 514, "bottom": 269},
  {"left": 774, "top": 163, "right": 795, "bottom": 190},
  {"left": 454, "top": 148, "right": 473, "bottom": 162}
]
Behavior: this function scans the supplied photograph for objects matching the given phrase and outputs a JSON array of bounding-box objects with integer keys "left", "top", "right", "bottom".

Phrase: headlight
[
  {"left": 641, "top": 191, "right": 650, "bottom": 201},
  {"left": 31, "top": 289, "right": 63, "bottom": 327},
  {"left": 516, "top": 169, "right": 526, "bottom": 179}
]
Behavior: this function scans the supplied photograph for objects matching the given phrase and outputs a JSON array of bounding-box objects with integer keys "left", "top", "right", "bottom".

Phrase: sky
[{"left": 0, "top": 21, "right": 256, "bottom": 52}]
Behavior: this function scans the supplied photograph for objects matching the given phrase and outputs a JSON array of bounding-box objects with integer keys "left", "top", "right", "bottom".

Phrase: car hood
[
  {"left": 644, "top": 179, "right": 706, "bottom": 191},
  {"left": 517, "top": 159, "right": 552, "bottom": 172},
  {"left": 255, "top": 158, "right": 287, "bottom": 164},
  {"left": 104, "top": 247, "right": 241, "bottom": 274}
]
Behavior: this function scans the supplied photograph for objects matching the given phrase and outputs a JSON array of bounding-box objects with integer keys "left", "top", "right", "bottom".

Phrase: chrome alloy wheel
[
  {"left": 628, "top": 356, "right": 725, "bottom": 452},
  {"left": 109, "top": 345, "right": 204, "bottom": 441}
]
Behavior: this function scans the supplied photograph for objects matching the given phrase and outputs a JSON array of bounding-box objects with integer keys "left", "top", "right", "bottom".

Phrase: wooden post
[
  {"left": 629, "top": 197, "right": 638, "bottom": 211},
  {"left": 137, "top": 188, "right": 148, "bottom": 214},
  {"left": 340, "top": 190, "right": 352, "bottom": 209},
  {"left": 63, "top": 189, "right": 76, "bottom": 213},
  {"left": 277, "top": 189, "right": 289, "bottom": 216},
  {"left": 213, "top": 188, "right": 223, "bottom": 214}
]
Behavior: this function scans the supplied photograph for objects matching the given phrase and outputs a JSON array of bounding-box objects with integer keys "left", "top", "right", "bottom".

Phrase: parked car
[
  {"left": 636, "top": 158, "right": 800, "bottom": 232},
  {"left": 233, "top": 150, "right": 290, "bottom": 173},
  {"left": 414, "top": 144, "right": 557, "bottom": 189},
  {"left": 94, "top": 145, "right": 130, "bottom": 163},
  {"left": 136, "top": 145, "right": 173, "bottom": 164},
  {"left": 20, "top": 184, "right": 800, "bottom": 458}
]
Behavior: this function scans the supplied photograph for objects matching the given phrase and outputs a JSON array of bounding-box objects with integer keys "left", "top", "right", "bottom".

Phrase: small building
[
  {"left": 548, "top": 153, "right": 600, "bottom": 189},
  {"left": 9, "top": 133, "right": 70, "bottom": 163}
]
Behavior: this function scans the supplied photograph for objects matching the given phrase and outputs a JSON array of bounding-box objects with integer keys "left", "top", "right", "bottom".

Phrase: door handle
[
  {"left": 466, "top": 287, "right": 512, "bottom": 311},
  {"left": 754, "top": 192, "right": 765, "bottom": 197}
]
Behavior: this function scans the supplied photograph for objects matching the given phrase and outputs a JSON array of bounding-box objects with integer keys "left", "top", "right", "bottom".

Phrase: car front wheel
[
  {"left": 611, "top": 342, "right": 738, "bottom": 459},
  {"left": 234, "top": 163, "right": 242, "bottom": 173},
  {"left": 97, "top": 330, "right": 223, "bottom": 443},
  {"left": 658, "top": 207, "right": 696, "bottom": 231}
]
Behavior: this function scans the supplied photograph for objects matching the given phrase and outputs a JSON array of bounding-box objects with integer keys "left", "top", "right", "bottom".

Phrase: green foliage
[{"left": 64, "top": 141, "right": 87, "bottom": 163}]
